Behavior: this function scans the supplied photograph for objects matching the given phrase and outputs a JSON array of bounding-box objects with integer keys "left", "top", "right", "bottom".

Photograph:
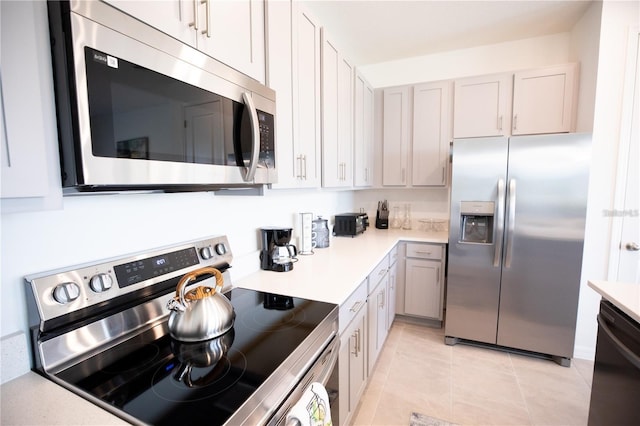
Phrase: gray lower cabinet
[
  {"left": 403, "top": 242, "right": 446, "bottom": 321},
  {"left": 386, "top": 245, "right": 399, "bottom": 330},
  {"left": 338, "top": 280, "right": 367, "bottom": 426},
  {"left": 367, "top": 254, "right": 390, "bottom": 375}
]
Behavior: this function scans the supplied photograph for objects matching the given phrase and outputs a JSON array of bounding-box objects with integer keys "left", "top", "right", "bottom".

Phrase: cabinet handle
[
  {"left": 349, "top": 300, "right": 363, "bottom": 313},
  {"left": 401, "top": 168, "right": 406, "bottom": 184},
  {"left": 497, "top": 115, "right": 503, "bottom": 130},
  {"left": 201, "top": 0, "right": 211, "bottom": 38},
  {"left": 513, "top": 114, "right": 518, "bottom": 130},
  {"left": 189, "top": 0, "right": 199, "bottom": 30},
  {"left": 351, "top": 332, "right": 358, "bottom": 356},
  {"left": 441, "top": 167, "right": 445, "bottom": 184},
  {"left": 356, "top": 329, "right": 361, "bottom": 354},
  {"left": 303, "top": 155, "right": 308, "bottom": 180},
  {"left": 415, "top": 251, "right": 432, "bottom": 255},
  {"left": 436, "top": 268, "right": 440, "bottom": 285},
  {"left": 364, "top": 167, "right": 368, "bottom": 182},
  {"left": 296, "top": 155, "right": 303, "bottom": 179}
]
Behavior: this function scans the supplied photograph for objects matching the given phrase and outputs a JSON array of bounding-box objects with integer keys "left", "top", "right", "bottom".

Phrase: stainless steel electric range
[{"left": 25, "top": 236, "right": 339, "bottom": 425}]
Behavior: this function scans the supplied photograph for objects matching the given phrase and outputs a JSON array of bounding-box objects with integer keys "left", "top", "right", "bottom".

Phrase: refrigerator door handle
[
  {"left": 504, "top": 179, "right": 517, "bottom": 268},
  {"left": 493, "top": 179, "right": 506, "bottom": 267}
]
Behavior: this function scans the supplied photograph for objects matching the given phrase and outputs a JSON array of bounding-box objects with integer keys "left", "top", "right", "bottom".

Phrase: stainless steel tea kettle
[{"left": 167, "top": 267, "right": 235, "bottom": 342}]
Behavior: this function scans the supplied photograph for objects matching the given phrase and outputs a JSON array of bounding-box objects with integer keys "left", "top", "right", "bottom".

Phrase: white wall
[
  {"left": 1, "top": 188, "right": 353, "bottom": 382},
  {"left": 359, "top": 33, "right": 572, "bottom": 89},
  {"left": 574, "top": 0, "right": 640, "bottom": 360}
]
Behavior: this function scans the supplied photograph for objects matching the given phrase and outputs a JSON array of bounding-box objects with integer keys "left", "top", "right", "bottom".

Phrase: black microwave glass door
[{"left": 83, "top": 47, "right": 253, "bottom": 167}]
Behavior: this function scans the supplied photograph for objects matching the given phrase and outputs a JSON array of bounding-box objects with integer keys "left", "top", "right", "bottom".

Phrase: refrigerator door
[
  {"left": 445, "top": 137, "right": 508, "bottom": 344},
  {"left": 497, "top": 133, "right": 591, "bottom": 359}
]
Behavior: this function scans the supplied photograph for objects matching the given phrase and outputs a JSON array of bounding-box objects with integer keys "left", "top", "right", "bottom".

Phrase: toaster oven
[{"left": 333, "top": 213, "right": 368, "bottom": 237}]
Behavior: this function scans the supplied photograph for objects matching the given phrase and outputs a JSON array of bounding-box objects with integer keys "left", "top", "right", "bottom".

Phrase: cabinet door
[
  {"left": 321, "top": 30, "right": 353, "bottom": 188},
  {"left": 382, "top": 87, "right": 410, "bottom": 186},
  {"left": 198, "top": 0, "right": 265, "bottom": 82},
  {"left": 339, "top": 304, "right": 366, "bottom": 426},
  {"left": 291, "top": 2, "right": 321, "bottom": 187},
  {"left": 1, "top": 0, "right": 61, "bottom": 208},
  {"left": 453, "top": 73, "right": 512, "bottom": 138},
  {"left": 354, "top": 71, "right": 374, "bottom": 187},
  {"left": 412, "top": 81, "right": 452, "bottom": 186},
  {"left": 265, "top": 0, "right": 295, "bottom": 188},
  {"left": 512, "top": 64, "right": 577, "bottom": 135},
  {"left": 387, "top": 260, "right": 398, "bottom": 330},
  {"left": 405, "top": 258, "right": 442, "bottom": 319},
  {"left": 102, "top": 0, "right": 197, "bottom": 47},
  {"left": 367, "top": 275, "right": 388, "bottom": 375},
  {"left": 349, "top": 313, "right": 367, "bottom": 414}
]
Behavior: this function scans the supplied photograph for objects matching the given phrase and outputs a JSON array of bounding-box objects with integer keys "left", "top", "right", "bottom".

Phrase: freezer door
[
  {"left": 497, "top": 133, "right": 591, "bottom": 359},
  {"left": 445, "top": 137, "right": 508, "bottom": 344}
]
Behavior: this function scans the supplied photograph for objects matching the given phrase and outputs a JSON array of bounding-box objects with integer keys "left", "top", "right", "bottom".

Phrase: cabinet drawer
[
  {"left": 368, "top": 254, "right": 389, "bottom": 294},
  {"left": 339, "top": 279, "right": 368, "bottom": 334},
  {"left": 406, "top": 243, "right": 443, "bottom": 260}
]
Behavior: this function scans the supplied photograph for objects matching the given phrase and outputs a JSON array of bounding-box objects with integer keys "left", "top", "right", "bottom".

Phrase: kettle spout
[{"left": 167, "top": 297, "right": 186, "bottom": 313}]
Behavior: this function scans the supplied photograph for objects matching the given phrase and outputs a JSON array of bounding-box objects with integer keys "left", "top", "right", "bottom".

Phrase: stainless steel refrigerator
[{"left": 444, "top": 133, "right": 591, "bottom": 366}]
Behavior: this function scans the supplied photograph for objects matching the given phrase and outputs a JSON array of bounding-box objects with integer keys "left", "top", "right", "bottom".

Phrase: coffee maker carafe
[{"left": 260, "top": 227, "right": 298, "bottom": 272}]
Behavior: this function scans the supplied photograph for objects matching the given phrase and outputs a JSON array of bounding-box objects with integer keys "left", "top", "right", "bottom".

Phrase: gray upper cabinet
[
  {"left": 353, "top": 70, "right": 374, "bottom": 187},
  {"left": 453, "top": 73, "right": 513, "bottom": 138},
  {"left": 511, "top": 63, "right": 578, "bottom": 135},
  {"left": 412, "top": 81, "right": 452, "bottom": 187},
  {"left": 103, "top": 0, "right": 266, "bottom": 83},
  {"left": 1, "top": 1, "right": 62, "bottom": 211},
  {"left": 453, "top": 63, "right": 578, "bottom": 138},
  {"left": 382, "top": 82, "right": 452, "bottom": 188},
  {"left": 267, "top": 0, "right": 322, "bottom": 188},
  {"left": 382, "top": 86, "right": 410, "bottom": 186},
  {"left": 321, "top": 29, "right": 354, "bottom": 188}
]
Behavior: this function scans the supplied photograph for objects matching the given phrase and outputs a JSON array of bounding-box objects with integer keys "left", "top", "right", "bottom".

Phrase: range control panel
[{"left": 26, "top": 236, "right": 233, "bottom": 323}]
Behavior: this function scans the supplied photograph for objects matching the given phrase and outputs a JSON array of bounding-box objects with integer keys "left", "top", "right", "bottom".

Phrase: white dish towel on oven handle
[{"left": 285, "top": 381, "right": 333, "bottom": 426}]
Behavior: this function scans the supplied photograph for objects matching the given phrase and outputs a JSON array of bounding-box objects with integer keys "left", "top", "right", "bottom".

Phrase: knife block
[{"left": 375, "top": 210, "right": 389, "bottom": 229}]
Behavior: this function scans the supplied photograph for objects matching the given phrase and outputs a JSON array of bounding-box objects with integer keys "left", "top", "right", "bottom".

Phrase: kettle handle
[{"left": 174, "top": 267, "right": 224, "bottom": 307}]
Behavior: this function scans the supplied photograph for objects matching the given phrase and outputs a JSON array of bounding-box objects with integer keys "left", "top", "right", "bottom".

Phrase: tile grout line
[{"left": 508, "top": 353, "right": 534, "bottom": 426}]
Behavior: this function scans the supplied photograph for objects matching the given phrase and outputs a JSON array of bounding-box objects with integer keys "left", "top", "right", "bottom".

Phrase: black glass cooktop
[{"left": 55, "top": 288, "right": 336, "bottom": 425}]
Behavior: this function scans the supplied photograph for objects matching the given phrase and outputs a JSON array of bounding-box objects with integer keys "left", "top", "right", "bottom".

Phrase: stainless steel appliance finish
[
  {"left": 48, "top": 1, "right": 277, "bottom": 192},
  {"left": 166, "top": 267, "right": 235, "bottom": 342},
  {"left": 25, "top": 236, "right": 338, "bottom": 425},
  {"left": 445, "top": 134, "right": 591, "bottom": 365},
  {"left": 588, "top": 300, "right": 640, "bottom": 425}
]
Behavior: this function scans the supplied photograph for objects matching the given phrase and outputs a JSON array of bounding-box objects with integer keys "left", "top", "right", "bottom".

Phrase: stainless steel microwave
[{"left": 48, "top": 1, "right": 277, "bottom": 192}]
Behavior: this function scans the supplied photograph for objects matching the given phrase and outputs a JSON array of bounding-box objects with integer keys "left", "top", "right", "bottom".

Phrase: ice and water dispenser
[{"left": 459, "top": 201, "right": 495, "bottom": 244}]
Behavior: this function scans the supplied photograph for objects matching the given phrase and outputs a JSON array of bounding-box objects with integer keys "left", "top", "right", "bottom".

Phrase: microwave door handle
[{"left": 242, "top": 92, "right": 260, "bottom": 182}]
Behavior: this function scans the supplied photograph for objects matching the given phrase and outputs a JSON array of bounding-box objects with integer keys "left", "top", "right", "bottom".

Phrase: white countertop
[
  {"left": 1, "top": 372, "right": 129, "bottom": 425},
  {"left": 588, "top": 280, "right": 640, "bottom": 323},
  {"left": 1, "top": 228, "right": 446, "bottom": 425},
  {"left": 235, "top": 228, "right": 448, "bottom": 304}
]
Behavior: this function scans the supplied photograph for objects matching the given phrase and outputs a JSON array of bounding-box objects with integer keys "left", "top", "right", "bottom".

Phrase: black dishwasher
[{"left": 588, "top": 299, "right": 640, "bottom": 426}]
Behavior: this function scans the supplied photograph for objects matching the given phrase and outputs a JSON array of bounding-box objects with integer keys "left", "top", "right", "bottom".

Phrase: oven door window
[{"left": 84, "top": 47, "right": 253, "bottom": 167}]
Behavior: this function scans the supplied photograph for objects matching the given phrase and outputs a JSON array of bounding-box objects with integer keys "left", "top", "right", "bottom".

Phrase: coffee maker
[{"left": 260, "top": 227, "right": 298, "bottom": 272}]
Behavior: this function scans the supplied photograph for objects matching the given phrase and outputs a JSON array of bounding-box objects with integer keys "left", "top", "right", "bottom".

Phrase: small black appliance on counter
[
  {"left": 333, "top": 213, "right": 368, "bottom": 237},
  {"left": 376, "top": 200, "right": 389, "bottom": 229},
  {"left": 260, "top": 227, "right": 298, "bottom": 272}
]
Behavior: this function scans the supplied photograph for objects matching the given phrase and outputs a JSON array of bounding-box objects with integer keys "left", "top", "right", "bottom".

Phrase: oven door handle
[
  {"left": 316, "top": 336, "right": 340, "bottom": 386},
  {"left": 242, "top": 92, "right": 260, "bottom": 182}
]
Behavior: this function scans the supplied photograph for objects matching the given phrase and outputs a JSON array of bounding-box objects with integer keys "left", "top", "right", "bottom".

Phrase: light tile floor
[{"left": 352, "top": 320, "right": 594, "bottom": 426}]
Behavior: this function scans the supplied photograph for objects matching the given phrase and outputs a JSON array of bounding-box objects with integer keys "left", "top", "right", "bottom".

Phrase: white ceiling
[{"left": 302, "top": 0, "right": 594, "bottom": 66}]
